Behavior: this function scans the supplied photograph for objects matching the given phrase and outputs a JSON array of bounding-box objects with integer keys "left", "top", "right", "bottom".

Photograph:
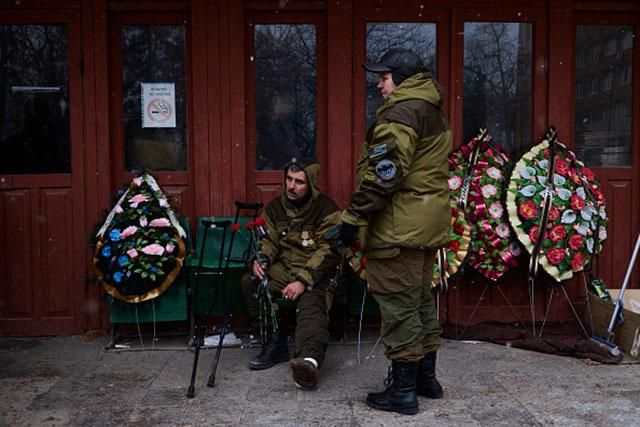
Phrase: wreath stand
[
  {"left": 104, "top": 216, "right": 190, "bottom": 350},
  {"left": 515, "top": 128, "right": 602, "bottom": 340},
  {"left": 446, "top": 129, "right": 525, "bottom": 338}
]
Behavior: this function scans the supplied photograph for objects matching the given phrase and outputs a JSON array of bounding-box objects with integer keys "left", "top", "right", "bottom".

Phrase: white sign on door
[{"left": 141, "top": 83, "right": 176, "bottom": 128}]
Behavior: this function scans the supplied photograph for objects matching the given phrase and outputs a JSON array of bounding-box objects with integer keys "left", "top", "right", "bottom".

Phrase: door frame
[{"left": 0, "top": 8, "right": 86, "bottom": 335}]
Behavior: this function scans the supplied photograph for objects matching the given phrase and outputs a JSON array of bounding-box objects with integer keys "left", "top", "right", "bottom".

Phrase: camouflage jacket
[
  {"left": 343, "top": 71, "right": 452, "bottom": 251},
  {"left": 260, "top": 162, "right": 340, "bottom": 288}
]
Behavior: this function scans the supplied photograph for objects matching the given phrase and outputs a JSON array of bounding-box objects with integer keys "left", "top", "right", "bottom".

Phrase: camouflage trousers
[
  {"left": 241, "top": 262, "right": 329, "bottom": 365},
  {"left": 366, "top": 247, "right": 442, "bottom": 362}
]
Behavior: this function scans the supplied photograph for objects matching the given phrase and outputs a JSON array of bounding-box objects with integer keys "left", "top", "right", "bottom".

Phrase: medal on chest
[{"left": 301, "top": 230, "right": 313, "bottom": 247}]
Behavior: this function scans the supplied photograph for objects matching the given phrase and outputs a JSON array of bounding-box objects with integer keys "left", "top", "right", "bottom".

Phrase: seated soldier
[{"left": 241, "top": 158, "right": 340, "bottom": 390}]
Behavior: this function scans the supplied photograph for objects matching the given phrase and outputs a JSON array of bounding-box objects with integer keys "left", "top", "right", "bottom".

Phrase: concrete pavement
[{"left": 1, "top": 330, "right": 639, "bottom": 426}]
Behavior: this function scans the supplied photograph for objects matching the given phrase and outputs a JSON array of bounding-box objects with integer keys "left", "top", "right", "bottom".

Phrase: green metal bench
[{"left": 186, "top": 215, "right": 254, "bottom": 317}]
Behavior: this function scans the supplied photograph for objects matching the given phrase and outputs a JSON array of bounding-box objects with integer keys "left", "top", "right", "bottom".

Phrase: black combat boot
[
  {"left": 366, "top": 360, "right": 419, "bottom": 415},
  {"left": 416, "top": 351, "right": 443, "bottom": 398},
  {"left": 248, "top": 330, "right": 289, "bottom": 370}
]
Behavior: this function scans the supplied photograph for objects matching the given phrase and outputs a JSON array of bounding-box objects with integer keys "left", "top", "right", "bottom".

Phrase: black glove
[{"left": 339, "top": 223, "right": 358, "bottom": 249}]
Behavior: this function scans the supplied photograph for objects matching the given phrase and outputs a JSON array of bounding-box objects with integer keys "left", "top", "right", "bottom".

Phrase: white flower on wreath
[
  {"left": 538, "top": 159, "right": 549, "bottom": 170},
  {"left": 496, "top": 222, "right": 511, "bottom": 239},
  {"left": 599, "top": 226, "right": 607, "bottom": 241},
  {"left": 489, "top": 202, "right": 503, "bottom": 219},
  {"left": 519, "top": 166, "right": 536, "bottom": 180},
  {"left": 481, "top": 184, "right": 497, "bottom": 198},
  {"left": 486, "top": 167, "right": 502, "bottom": 180}
]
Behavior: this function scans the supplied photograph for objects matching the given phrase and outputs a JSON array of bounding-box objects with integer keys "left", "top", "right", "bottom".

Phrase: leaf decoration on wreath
[
  {"left": 432, "top": 202, "right": 471, "bottom": 289},
  {"left": 506, "top": 127, "right": 607, "bottom": 282},
  {"left": 447, "top": 129, "right": 522, "bottom": 281},
  {"left": 93, "top": 173, "right": 187, "bottom": 303}
]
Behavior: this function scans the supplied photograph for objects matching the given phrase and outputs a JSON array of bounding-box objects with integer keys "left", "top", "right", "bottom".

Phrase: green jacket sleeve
[
  {"left": 343, "top": 121, "right": 418, "bottom": 225},
  {"left": 294, "top": 210, "right": 341, "bottom": 288},
  {"left": 258, "top": 213, "right": 280, "bottom": 265}
]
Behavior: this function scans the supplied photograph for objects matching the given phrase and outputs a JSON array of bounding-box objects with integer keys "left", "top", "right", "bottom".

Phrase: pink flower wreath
[{"left": 447, "top": 133, "right": 522, "bottom": 281}]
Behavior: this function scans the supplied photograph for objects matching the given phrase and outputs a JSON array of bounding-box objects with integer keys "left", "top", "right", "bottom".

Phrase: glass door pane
[
  {"left": 575, "top": 25, "right": 633, "bottom": 167},
  {"left": 254, "top": 24, "right": 317, "bottom": 170},
  {"left": 121, "top": 25, "right": 188, "bottom": 171},
  {"left": 0, "top": 25, "right": 70, "bottom": 174},
  {"left": 463, "top": 22, "right": 532, "bottom": 156},
  {"left": 365, "top": 23, "right": 436, "bottom": 128}
]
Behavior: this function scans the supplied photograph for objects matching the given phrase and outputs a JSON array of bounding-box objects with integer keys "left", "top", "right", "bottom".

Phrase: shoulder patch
[
  {"left": 323, "top": 225, "right": 340, "bottom": 239},
  {"left": 369, "top": 143, "right": 388, "bottom": 159},
  {"left": 375, "top": 159, "right": 397, "bottom": 181}
]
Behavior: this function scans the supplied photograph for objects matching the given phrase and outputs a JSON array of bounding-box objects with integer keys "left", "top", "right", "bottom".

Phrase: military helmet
[{"left": 362, "top": 48, "right": 425, "bottom": 86}]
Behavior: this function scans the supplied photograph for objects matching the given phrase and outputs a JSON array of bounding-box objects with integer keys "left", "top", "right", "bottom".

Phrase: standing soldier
[
  {"left": 339, "top": 48, "right": 452, "bottom": 415},
  {"left": 241, "top": 158, "right": 340, "bottom": 390}
]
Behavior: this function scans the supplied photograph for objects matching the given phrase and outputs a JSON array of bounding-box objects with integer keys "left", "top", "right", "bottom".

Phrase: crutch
[
  {"left": 206, "top": 201, "right": 262, "bottom": 388},
  {"left": 186, "top": 201, "right": 262, "bottom": 397},
  {"left": 187, "top": 218, "right": 232, "bottom": 397}
]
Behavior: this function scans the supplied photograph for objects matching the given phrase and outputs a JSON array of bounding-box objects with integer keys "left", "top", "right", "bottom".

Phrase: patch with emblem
[
  {"left": 375, "top": 159, "right": 397, "bottom": 181},
  {"left": 323, "top": 225, "right": 339, "bottom": 239},
  {"left": 369, "top": 144, "right": 388, "bottom": 159}
]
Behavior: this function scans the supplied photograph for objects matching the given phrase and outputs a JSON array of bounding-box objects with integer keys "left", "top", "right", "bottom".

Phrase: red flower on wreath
[
  {"left": 453, "top": 220, "right": 465, "bottom": 235},
  {"left": 549, "top": 225, "right": 567, "bottom": 242},
  {"left": 449, "top": 240, "right": 460, "bottom": 252},
  {"left": 568, "top": 170, "right": 582, "bottom": 185},
  {"left": 569, "top": 234, "right": 583, "bottom": 251},
  {"left": 591, "top": 186, "right": 605, "bottom": 204},
  {"left": 571, "top": 252, "right": 585, "bottom": 270},
  {"left": 546, "top": 248, "right": 566, "bottom": 265},
  {"left": 548, "top": 206, "right": 561, "bottom": 221},
  {"left": 570, "top": 194, "right": 586, "bottom": 211},
  {"left": 528, "top": 225, "right": 539, "bottom": 242},
  {"left": 555, "top": 158, "right": 569, "bottom": 176},
  {"left": 583, "top": 168, "right": 596, "bottom": 181},
  {"left": 519, "top": 200, "right": 538, "bottom": 220}
]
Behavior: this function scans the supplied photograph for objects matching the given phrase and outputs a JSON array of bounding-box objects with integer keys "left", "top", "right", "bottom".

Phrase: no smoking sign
[{"left": 141, "top": 83, "right": 176, "bottom": 128}]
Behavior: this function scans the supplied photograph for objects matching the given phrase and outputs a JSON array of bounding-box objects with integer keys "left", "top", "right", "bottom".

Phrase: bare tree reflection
[
  {"left": 463, "top": 22, "right": 531, "bottom": 156},
  {"left": 365, "top": 23, "right": 436, "bottom": 128},
  {"left": 0, "top": 25, "right": 70, "bottom": 174},
  {"left": 254, "top": 24, "right": 317, "bottom": 170}
]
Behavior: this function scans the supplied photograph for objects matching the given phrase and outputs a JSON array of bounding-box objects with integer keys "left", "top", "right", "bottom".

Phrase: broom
[{"left": 590, "top": 233, "right": 640, "bottom": 356}]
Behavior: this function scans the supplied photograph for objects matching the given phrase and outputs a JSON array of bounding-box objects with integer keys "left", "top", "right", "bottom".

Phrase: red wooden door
[
  {"left": 446, "top": 5, "right": 547, "bottom": 326},
  {"left": 571, "top": 10, "right": 640, "bottom": 296},
  {"left": 351, "top": 1, "right": 549, "bottom": 325},
  {"left": 0, "top": 10, "right": 86, "bottom": 335},
  {"left": 108, "top": 12, "right": 194, "bottom": 217}
]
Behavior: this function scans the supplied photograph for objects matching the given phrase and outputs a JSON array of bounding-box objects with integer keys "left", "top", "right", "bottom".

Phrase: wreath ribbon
[{"left": 526, "top": 128, "right": 558, "bottom": 330}]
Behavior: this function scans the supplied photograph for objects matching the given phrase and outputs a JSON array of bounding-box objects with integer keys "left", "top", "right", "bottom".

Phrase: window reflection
[
  {"left": 365, "top": 23, "right": 436, "bottom": 128},
  {"left": 254, "top": 24, "right": 317, "bottom": 170},
  {"left": 463, "top": 22, "right": 532, "bottom": 157},
  {"left": 0, "top": 25, "right": 70, "bottom": 174},
  {"left": 122, "top": 25, "right": 187, "bottom": 171},
  {"left": 575, "top": 25, "right": 633, "bottom": 167}
]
